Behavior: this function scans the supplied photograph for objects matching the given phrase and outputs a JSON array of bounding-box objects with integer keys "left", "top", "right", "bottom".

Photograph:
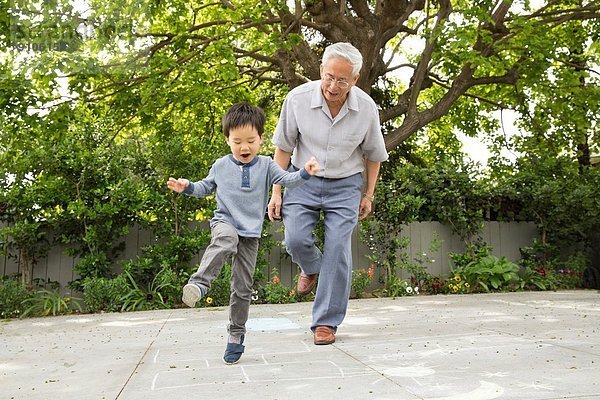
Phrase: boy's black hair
[{"left": 222, "top": 102, "right": 266, "bottom": 138}]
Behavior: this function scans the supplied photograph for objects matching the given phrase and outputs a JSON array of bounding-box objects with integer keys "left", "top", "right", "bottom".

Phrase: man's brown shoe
[
  {"left": 314, "top": 326, "right": 335, "bottom": 345},
  {"left": 297, "top": 272, "right": 317, "bottom": 295}
]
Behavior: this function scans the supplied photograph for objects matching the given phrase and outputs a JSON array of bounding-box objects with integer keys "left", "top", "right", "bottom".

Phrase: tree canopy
[{"left": 3, "top": 0, "right": 598, "bottom": 148}]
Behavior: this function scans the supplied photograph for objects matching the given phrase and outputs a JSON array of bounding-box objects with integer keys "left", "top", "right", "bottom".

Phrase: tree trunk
[{"left": 20, "top": 250, "right": 33, "bottom": 289}]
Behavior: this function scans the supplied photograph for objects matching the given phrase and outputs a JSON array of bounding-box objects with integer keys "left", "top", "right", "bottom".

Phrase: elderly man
[{"left": 268, "top": 42, "right": 388, "bottom": 345}]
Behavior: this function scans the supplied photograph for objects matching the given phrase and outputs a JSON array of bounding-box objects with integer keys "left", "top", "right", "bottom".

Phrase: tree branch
[{"left": 408, "top": 0, "right": 452, "bottom": 114}]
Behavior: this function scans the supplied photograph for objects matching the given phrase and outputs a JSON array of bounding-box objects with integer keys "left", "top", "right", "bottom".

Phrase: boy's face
[{"left": 227, "top": 124, "right": 262, "bottom": 164}]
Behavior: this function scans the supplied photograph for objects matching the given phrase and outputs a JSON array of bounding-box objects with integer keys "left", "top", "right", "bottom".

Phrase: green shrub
[
  {"left": 120, "top": 267, "right": 177, "bottom": 312},
  {"left": 520, "top": 266, "right": 559, "bottom": 291},
  {"left": 454, "top": 255, "right": 522, "bottom": 292},
  {"left": 82, "top": 275, "right": 130, "bottom": 313},
  {"left": 380, "top": 275, "right": 419, "bottom": 297},
  {"left": 351, "top": 267, "right": 373, "bottom": 299},
  {"left": 152, "top": 266, "right": 185, "bottom": 307},
  {"left": 0, "top": 278, "right": 33, "bottom": 319},
  {"left": 449, "top": 240, "right": 492, "bottom": 269},
  {"left": 21, "top": 289, "right": 82, "bottom": 317},
  {"left": 518, "top": 245, "right": 586, "bottom": 289},
  {"left": 121, "top": 229, "right": 210, "bottom": 289},
  {"left": 263, "top": 274, "right": 297, "bottom": 304},
  {"left": 203, "top": 264, "right": 231, "bottom": 307},
  {"left": 71, "top": 253, "right": 112, "bottom": 292},
  {"left": 554, "top": 253, "right": 586, "bottom": 288}
]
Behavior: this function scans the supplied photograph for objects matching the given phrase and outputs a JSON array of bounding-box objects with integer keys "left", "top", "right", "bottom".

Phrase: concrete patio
[{"left": 1, "top": 290, "right": 599, "bottom": 400}]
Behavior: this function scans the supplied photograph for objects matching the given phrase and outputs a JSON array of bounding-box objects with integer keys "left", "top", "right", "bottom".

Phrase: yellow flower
[
  {"left": 452, "top": 285, "right": 459, "bottom": 292},
  {"left": 205, "top": 297, "right": 213, "bottom": 304},
  {"left": 465, "top": 282, "right": 470, "bottom": 288},
  {"left": 454, "top": 276, "right": 461, "bottom": 282}
]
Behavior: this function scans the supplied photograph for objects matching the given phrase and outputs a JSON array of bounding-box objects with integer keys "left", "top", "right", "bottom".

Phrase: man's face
[
  {"left": 227, "top": 125, "right": 262, "bottom": 164},
  {"left": 320, "top": 57, "right": 358, "bottom": 105}
]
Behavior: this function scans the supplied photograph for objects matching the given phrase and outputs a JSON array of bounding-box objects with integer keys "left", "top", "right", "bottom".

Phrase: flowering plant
[
  {"left": 263, "top": 270, "right": 297, "bottom": 304},
  {"left": 381, "top": 275, "right": 419, "bottom": 297},
  {"left": 411, "top": 271, "right": 447, "bottom": 295},
  {"left": 445, "top": 274, "right": 470, "bottom": 294},
  {"left": 351, "top": 265, "right": 374, "bottom": 299},
  {"left": 452, "top": 255, "right": 521, "bottom": 292}
]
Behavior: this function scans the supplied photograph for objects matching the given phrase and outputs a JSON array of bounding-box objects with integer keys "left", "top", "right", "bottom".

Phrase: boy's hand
[
  {"left": 167, "top": 177, "right": 190, "bottom": 193},
  {"left": 305, "top": 157, "right": 319, "bottom": 176}
]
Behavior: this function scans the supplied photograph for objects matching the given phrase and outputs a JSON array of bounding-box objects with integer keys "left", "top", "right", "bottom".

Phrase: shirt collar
[
  {"left": 310, "top": 81, "right": 359, "bottom": 112},
  {"left": 228, "top": 154, "right": 259, "bottom": 167}
]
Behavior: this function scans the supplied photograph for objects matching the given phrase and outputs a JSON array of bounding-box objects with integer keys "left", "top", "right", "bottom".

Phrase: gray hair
[{"left": 322, "top": 42, "right": 363, "bottom": 77}]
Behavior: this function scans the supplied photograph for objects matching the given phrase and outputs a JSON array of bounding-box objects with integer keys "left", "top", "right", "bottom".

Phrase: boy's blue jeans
[{"left": 188, "top": 222, "right": 259, "bottom": 338}]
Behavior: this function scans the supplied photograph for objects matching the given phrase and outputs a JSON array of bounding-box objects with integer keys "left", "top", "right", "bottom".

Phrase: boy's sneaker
[
  {"left": 223, "top": 335, "right": 245, "bottom": 365},
  {"left": 182, "top": 283, "right": 203, "bottom": 308}
]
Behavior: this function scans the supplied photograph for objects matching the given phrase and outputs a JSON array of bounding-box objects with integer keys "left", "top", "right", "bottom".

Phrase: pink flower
[{"left": 272, "top": 276, "right": 280, "bottom": 284}]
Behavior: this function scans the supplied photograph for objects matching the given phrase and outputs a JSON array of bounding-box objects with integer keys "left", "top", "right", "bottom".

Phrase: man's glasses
[{"left": 322, "top": 74, "right": 350, "bottom": 89}]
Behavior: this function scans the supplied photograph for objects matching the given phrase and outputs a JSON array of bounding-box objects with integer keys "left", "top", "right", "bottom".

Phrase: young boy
[{"left": 167, "top": 102, "right": 319, "bottom": 365}]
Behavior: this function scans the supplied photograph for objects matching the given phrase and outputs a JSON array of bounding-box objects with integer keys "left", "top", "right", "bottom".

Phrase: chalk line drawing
[{"left": 425, "top": 381, "right": 504, "bottom": 400}]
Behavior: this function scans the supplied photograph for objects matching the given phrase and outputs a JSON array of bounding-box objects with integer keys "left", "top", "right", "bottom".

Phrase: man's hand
[
  {"left": 167, "top": 177, "right": 190, "bottom": 193},
  {"left": 268, "top": 191, "right": 282, "bottom": 221},
  {"left": 304, "top": 156, "right": 319, "bottom": 175},
  {"left": 358, "top": 197, "right": 372, "bottom": 220}
]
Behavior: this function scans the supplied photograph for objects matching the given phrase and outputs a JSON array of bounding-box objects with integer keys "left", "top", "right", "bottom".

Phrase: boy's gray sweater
[{"left": 182, "top": 155, "right": 310, "bottom": 237}]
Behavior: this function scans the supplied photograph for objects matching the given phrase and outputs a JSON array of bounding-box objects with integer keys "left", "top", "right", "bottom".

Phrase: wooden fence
[{"left": 1, "top": 221, "right": 538, "bottom": 292}]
